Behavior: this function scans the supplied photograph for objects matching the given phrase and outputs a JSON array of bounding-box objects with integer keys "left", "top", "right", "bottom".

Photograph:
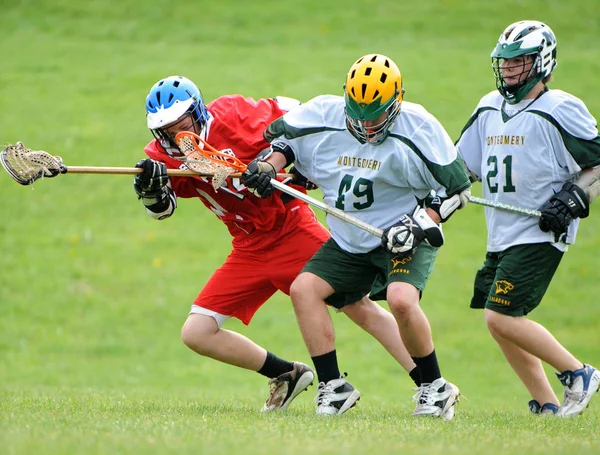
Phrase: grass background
[{"left": 1, "top": 1, "right": 599, "bottom": 454}]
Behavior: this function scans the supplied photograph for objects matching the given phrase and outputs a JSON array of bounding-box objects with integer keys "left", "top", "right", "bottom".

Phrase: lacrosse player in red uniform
[{"left": 133, "top": 75, "right": 419, "bottom": 411}]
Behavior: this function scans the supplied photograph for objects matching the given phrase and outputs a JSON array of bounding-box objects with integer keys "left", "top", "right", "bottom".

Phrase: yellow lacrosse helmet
[{"left": 344, "top": 54, "right": 404, "bottom": 144}]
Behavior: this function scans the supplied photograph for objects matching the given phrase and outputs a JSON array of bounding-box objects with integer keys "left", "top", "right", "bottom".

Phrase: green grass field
[{"left": 1, "top": 1, "right": 600, "bottom": 454}]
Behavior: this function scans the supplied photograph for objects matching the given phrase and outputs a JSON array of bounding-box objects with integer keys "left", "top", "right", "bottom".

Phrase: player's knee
[
  {"left": 290, "top": 272, "right": 317, "bottom": 304},
  {"left": 181, "top": 314, "right": 218, "bottom": 353},
  {"left": 484, "top": 309, "right": 506, "bottom": 335},
  {"left": 387, "top": 286, "right": 419, "bottom": 318}
]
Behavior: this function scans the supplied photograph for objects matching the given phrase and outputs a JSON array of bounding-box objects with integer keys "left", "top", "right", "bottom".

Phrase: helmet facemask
[
  {"left": 492, "top": 54, "right": 543, "bottom": 105},
  {"left": 151, "top": 99, "right": 208, "bottom": 157},
  {"left": 345, "top": 93, "right": 401, "bottom": 145},
  {"left": 344, "top": 54, "right": 404, "bottom": 145},
  {"left": 490, "top": 20, "right": 557, "bottom": 105}
]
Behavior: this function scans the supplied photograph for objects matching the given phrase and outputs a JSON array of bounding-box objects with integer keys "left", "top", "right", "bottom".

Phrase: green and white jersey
[
  {"left": 457, "top": 89, "right": 600, "bottom": 252},
  {"left": 267, "top": 95, "right": 471, "bottom": 254}
]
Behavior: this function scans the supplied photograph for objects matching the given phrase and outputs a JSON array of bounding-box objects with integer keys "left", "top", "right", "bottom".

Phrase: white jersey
[
  {"left": 457, "top": 89, "right": 600, "bottom": 252},
  {"left": 266, "top": 95, "right": 471, "bottom": 253}
]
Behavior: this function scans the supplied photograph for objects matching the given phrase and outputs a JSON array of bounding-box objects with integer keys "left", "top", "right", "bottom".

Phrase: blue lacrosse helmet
[{"left": 145, "top": 75, "right": 209, "bottom": 156}]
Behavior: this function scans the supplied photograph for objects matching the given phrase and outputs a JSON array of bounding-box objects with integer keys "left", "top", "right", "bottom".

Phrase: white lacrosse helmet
[
  {"left": 491, "top": 20, "right": 557, "bottom": 104},
  {"left": 145, "top": 76, "right": 209, "bottom": 156}
]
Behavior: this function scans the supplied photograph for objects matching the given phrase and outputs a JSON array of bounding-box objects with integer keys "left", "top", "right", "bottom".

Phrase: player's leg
[
  {"left": 485, "top": 311, "right": 598, "bottom": 416},
  {"left": 182, "top": 313, "right": 269, "bottom": 369},
  {"left": 371, "top": 245, "right": 459, "bottom": 419},
  {"left": 273, "top": 207, "right": 409, "bottom": 372},
  {"left": 290, "top": 271, "right": 361, "bottom": 416},
  {"left": 271, "top": 207, "right": 363, "bottom": 415},
  {"left": 486, "top": 321, "right": 559, "bottom": 412},
  {"left": 181, "top": 248, "right": 314, "bottom": 411},
  {"left": 273, "top": 208, "right": 413, "bottom": 409},
  {"left": 289, "top": 239, "right": 375, "bottom": 415},
  {"left": 289, "top": 271, "right": 337, "bottom": 357},
  {"left": 341, "top": 297, "right": 418, "bottom": 383},
  {"left": 485, "top": 311, "right": 580, "bottom": 381},
  {"left": 482, "top": 243, "right": 600, "bottom": 416},
  {"left": 267, "top": 206, "right": 344, "bottom": 391},
  {"left": 475, "top": 247, "right": 559, "bottom": 412},
  {"left": 267, "top": 205, "right": 336, "bottom": 359}
]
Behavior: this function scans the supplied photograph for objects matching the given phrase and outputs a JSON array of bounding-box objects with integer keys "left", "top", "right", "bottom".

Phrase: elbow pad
[{"left": 270, "top": 140, "right": 296, "bottom": 168}]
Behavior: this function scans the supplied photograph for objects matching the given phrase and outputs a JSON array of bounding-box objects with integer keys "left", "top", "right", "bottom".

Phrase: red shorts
[{"left": 192, "top": 205, "right": 329, "bottom": 325}]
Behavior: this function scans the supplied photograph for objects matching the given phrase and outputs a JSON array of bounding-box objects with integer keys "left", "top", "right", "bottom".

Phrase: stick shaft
[
  {"left": 269, "top": 179, "right": 383, "bottom": 237},
  {"left": 467, "top": 195, "right": 541, "bottom": 218},
  {"left": 63, "top": 166, "right": 291, "bottom": 178}
]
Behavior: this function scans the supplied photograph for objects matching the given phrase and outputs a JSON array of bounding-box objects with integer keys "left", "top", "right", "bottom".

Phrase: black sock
[
  {"left": 257, "top": 351, "right": 294, "bottom": 379},
  {"left": 412, "top": 349, "right": 441, "bottom": 384},
  {"left": 312, "top": 350, "right": 340, "bottom": 384},
  {"left": 409, "top": 366, "right": 421, "bottom": 387}
]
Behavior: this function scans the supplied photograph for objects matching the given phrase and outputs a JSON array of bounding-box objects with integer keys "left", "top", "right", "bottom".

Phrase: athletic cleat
[
  {"left": 412, "top": 377, "right": 460, "bottom": 420},
  {"left": 262, "top": 361, "right": 315, "bottom": 412},
  {"left": 528, "top": 399, "right": 558, "bottom": 415},
  {"left": 556, "top": 364, "right": 600, "bottom": 417},
  {"left": 314, "top": 373, "right": 361, "bottom": 416}
]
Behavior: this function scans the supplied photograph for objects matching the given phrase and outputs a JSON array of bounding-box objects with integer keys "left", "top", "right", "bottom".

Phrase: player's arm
[
  {"left": 133, "top": 159, "right": 177, "bottom": 220},
  {"left": 411, "top": 116, "right": 472, "bottom": 224},
  {"left": 576, "top": 166, "right": 600, "bottom": 203}
]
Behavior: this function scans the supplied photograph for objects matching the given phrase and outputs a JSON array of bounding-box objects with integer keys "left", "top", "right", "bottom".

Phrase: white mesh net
[
  {"left": 0, "top": 142, "right": 63, "bottom": 185},
  {"left": 176, "top": 135, "right": 237, "bottom": 190}
]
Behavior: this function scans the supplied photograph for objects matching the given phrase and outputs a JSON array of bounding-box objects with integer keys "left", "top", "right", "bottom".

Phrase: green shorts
[
  {"left": 470, "top": 242, "right": 563, "bottom": 316},
  {"left": 303, "top": 238, "right": 438, "bottom": 309}
]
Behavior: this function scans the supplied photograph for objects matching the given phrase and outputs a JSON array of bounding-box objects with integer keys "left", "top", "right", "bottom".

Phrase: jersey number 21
[{"left": 486, "top": 155, "right": 516, "bottom": 193}]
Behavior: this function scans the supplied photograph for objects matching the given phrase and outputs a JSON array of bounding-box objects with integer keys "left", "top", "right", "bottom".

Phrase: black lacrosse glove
[
  {"left": 241, "top": 159, "right": 276, "bottom": 198},
  {"left": 133, "top": 159, "right": 169, "bottom": 198},
  {"left": 381, "top": 207, "right": 444, "bottom": 255},
  {"left": 538, "top": 182, "right": 589, "bottom": 235},
  {"left": 289, "top": 166, "right": 318, "bottom": 190}
]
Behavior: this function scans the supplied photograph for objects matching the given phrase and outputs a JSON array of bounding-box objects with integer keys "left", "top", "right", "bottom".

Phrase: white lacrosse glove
[
  {"left": 428, "top": 188, "right": 471, "bottom": 222},
  {"left": 381, "top": 207, "right": 444, "bottom": 254}
]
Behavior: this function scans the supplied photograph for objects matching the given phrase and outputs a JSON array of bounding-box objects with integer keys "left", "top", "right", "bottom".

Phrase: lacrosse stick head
[
  {"left": 1, "top": 142, "right": 65, "bottom": 185},
  {"left": 175, "top": 131, "right": 247, "bottom": 190}
]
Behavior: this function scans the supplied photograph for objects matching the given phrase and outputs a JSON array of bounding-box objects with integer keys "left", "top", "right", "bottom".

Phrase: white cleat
[
  {"left": 412, "top": 377, "right": 460, "bottom": 420},
  {"left": 314, "top": 374, "right": 360, "bottom": 416},
  {"left": 556, "top": 364, "right": 600, "bottom": 417}
]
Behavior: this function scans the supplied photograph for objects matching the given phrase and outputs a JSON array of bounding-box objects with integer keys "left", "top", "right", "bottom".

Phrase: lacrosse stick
[
  {"left": 0, "top": 142, "right": 291, "bottom": 186},
  {"left": 466, "top": 195, "right": 541, "bottom": 218},
  {"left": 174, "top": 131, "right": 384, "bottom": 237}
]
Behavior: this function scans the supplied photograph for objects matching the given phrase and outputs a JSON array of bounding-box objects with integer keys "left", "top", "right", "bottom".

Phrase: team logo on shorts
[
  {"left": 391, "top": 255, "right": 412, "bottom": 268},
  {"left": 389, "top": 255, "right": 411, "bottom": 276},
  {"left": 494, "top": 280, "right": 514, "bottom": 295}
]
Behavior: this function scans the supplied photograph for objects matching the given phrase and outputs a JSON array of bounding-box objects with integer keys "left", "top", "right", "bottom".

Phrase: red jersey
[{"left": 144, "top": 95, "right": 307, "bottom": 241}]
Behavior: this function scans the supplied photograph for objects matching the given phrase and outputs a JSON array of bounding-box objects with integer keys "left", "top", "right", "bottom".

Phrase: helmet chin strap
[{"left": 501, "top": 85, "right": 548, "bottom": 119}]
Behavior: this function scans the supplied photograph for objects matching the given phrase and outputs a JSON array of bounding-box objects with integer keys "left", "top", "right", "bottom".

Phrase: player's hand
[
  {"left": 289, "top": 166, "right": 318, "bottom": 190},
  {"left": 133, "top": 159, "right": 169, "bottom": 198},
  {"left": 538, "top": 182, "right": 589, "bottom": 235},
  {"left": 241, "top": 159, "right": 276, "bottom": 198},
  {"left": 381, "top": 207, "right": 444, "bottom": 254}
]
